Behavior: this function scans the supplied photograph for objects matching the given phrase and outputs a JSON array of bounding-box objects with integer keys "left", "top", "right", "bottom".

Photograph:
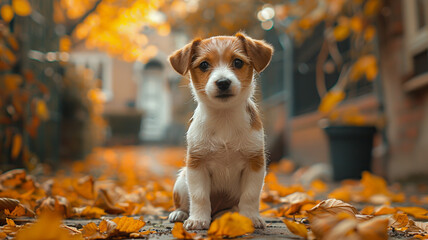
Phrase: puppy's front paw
[
  {"left": 184, "top": 218, "right": 211, "bottom": 230},
  {"left": 169, "top": 210, "right": 189, "bottom": 222},
  {"left": 241, "top": 213, "right": 266, "bottom": 229}
]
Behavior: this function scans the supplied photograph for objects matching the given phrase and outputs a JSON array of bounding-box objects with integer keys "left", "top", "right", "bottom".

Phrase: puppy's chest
[
  {"left": 189, "top": 116, "right": 260, "bottom": 152},
  {"left": 206, "top": 150, "right": 246, "bottom": 190}
]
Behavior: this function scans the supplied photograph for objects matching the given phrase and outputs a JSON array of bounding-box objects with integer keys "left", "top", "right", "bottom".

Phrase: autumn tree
[
  {"left": 272, "top": 0, "right": 382, "bottom": 124},
  {"left": 54, "top": 0, "right": 173, "bottom": 62},
  {"left": 164, "top": 0, "right": 279, "bottom": 38}
]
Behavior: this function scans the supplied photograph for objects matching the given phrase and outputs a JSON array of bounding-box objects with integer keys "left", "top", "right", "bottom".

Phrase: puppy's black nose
[{"left": 216, "top": 79, "right": 231, "bottom": 91}]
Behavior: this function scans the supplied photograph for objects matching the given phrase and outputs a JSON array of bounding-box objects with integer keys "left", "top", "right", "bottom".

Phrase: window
[
  {"left": 70, "top": 52, "right": 113, "bottom": 100},
  {"left": 403, "top": 0, "right": 428, "bottom": 76}
]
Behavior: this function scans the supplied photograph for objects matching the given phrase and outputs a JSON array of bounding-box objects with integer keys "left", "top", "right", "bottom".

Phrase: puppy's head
[{"left": 169, "top": 33, "right": 273, "bottom": 108}]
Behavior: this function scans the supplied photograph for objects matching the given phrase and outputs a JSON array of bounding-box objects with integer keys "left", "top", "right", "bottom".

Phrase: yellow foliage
[
  {"left": 67, "top": 0, "right": 167, "bottom": 62},
  {"left": 1, "top": 5, "right": 14, "bottom": 23},
  {"left": 333, "top": 25, "right": 350, "bottom": 41},
  {"left": 350, "top": 16, "right": 363, "bottom": 33},
  {"left": 35, "top": 100, "right": 50, "bottom": 121},
  {"left": 12, "top": 0, "right": 32, "bottom": 16},
  {"left": 364, "top": 0, "right": 382, "bottom": 16},
  {"left": 11, "top": 134, "right": 22, "bottom": 159},
  {"left": 364, "top": 25, "right": 377, "bottom": 41},
  {"left": 3, "top": 74, "right": 22, "bottom": 91},
  {"left": 208, "top": 212, "right": 254, "bottom": 238},
  {"left": 350, "top": 55, "right": 378, "bottom": 81},
  {"left": 318, "top": 90, "right": 346, "bottom": 114},
  {"left": 60, "top": 36, "right": 72, "bottom": 52},
  {"left": 299, "top": 18, "right": 314, "bottom": 30}
]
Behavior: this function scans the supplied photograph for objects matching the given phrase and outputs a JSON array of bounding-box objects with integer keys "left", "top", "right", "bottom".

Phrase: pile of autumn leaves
[
  {"left": 0, "top": 147, "right": 427, "bottom": 239},
  {"left": 0, "top": 147, "right": 178, "bottom": 239}
]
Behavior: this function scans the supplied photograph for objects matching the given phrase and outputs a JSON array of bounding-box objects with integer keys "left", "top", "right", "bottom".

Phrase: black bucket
[{"left": 323, "top": 126, "right": 376, "bottom": 181}]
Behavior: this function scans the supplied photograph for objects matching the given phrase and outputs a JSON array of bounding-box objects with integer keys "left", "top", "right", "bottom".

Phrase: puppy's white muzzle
[{"left": 205, "top": 66, "right": 241, "bottom": 101}]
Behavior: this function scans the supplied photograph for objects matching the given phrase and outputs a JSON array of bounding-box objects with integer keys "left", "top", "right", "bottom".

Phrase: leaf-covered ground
[{"left": 0, "top": 146, "right": 427, "bottom": 239}]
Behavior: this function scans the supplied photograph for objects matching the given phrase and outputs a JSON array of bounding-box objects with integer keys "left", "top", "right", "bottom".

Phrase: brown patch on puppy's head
[
  {"left": 235, "top": 32, "right": 273, "bottom": 73},
  {"left": 169, "top": 38, "right": 201, "bottom": 75},
  {"left": 169, "top": 34, "right": 273, "bottom": 107}
]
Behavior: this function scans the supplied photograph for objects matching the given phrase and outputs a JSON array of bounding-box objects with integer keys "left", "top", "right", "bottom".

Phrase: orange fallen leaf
[
  {"left": 307, "top": 199, "right": 358, "bottom": 219},
  {"left": 94, "top": 189, "right": 124, "bottom": 214},
  {"left": 357, "top": 217, "right": 389, "bottom": 240},
  {"left": 280, "top": 192, "right": 314, "bottom": 215},
  {"left": 328, "top": 186, "right": 352, "bottom": 202},
  {"left": 82, "top": 219, "right": 117, "bottom": 239},
  {"left": 360, "top": 205, "right": 374, "bottom": 215},
  {"left": 72, "top": 206, "right": 106, "bottom": 219},
  {"left": 283, "top": 219, "right": 308, "bottom": 238},
  {"left": 35, "top": 196, "right": 69, "bottom": 217},
  {"left": 1, "top": 217, "right": 22, "bottom": 237},
  {"left": 414, "top": 221, "right": 428, "bottom": 233},
  {"left": 311, "top": 179, "right": 328, "bottom": 193},
  {"left": 208, "top": 212, "right": 254, "bottom": 238},
  {"left": 0, "top": 231, "right": 6, "bottom": 239},
  {"left": 72, "top": 176, "right": 95, "bottom": 200},
  {"left": 397, "top": 206, "right": 428, "bottom": 220},
  {"left": 390, "top": 213, "right": 409, "bottom": 228},
  {"left": 6, "top": 218, "right": 15, "bottom": 227},
  {"left": 129, "top": 230, "right": 157, "bottom": 237},
  {"left": 99, "top": 219, "right": 117, "bottom": 234},
  {"left": 111, "top": 216, "right": 145, "bottom": 233},
  {"left": 16, "top": 213, "right": 83, "bottom": 240},
  {"left": 323, "top": 218, "right": 358, "bottom": 239},
  {"left": 0, "top": 198, "right": 20, "bottom": 212},
  {"left": 0, "top": 169, "right": 26, "bottom": 188},
  {"left": 81, "top": 222, "right": 104, "bottom": 239},
  {"left": 5, "top": 204, "right": 35, "bottom": 217},
  {"left": 172, "top": 222, "right": 197, "bottom": 239},
  {"left": 374, "top": 205, "right": 397, "bottom": 216},
  {"left": 310, "top": 212, "right": 354, "bottom": 239}
]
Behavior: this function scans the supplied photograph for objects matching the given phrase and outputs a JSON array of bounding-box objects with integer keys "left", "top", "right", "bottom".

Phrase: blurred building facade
[
  {"left": 70, "top": 30, "right": 192, "bottom": 145},
  {"left": 261, "top": 0, "right": 428, "bottom": 181}
]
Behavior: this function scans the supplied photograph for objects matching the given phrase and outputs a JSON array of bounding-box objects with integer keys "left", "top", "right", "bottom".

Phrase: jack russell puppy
[{"left": 168, "top": 33, "right": 273, "bottom": 230}]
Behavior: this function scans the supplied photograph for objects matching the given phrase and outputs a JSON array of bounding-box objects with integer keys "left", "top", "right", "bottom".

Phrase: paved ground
[{"left": 8, "top": 146, "right": 424, "bottom": 239}]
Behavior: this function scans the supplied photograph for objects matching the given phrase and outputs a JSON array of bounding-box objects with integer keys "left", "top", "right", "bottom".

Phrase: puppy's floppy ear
[
  {"left": 236, "top": 32, "right": 273, "bottom": 73},
  {"left": 169, "top": 38, "right": 201, "bottom": 75}
]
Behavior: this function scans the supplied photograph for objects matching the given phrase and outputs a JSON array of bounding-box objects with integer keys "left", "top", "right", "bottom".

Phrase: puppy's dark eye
[
  {"left": 233, "top": 59, "right": 244, "bottom": 69},
  {"left": 199, "top": 61, "right": 210, "bottom": 72}
]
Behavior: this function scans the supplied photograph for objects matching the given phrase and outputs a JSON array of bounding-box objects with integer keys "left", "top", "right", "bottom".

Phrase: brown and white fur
[{"left": 168, "top": 33, "right": 273, "bottom": 230}]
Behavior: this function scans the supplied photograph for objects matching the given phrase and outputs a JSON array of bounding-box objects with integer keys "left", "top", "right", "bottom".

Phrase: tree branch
[
  {"left": 315, "top": 39, "right": 329, "bottom": 98},
  {"left": 66, "top": 0, "right": 104, "bottom": 36}
]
